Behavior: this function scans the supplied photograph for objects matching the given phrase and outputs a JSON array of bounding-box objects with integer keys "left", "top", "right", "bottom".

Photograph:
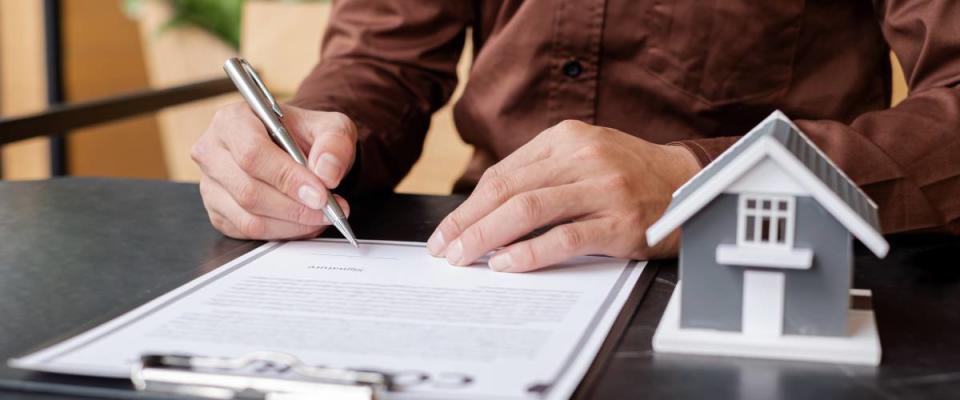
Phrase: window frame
[{"left": 736, "top": 193, "right": 796, "bottom": 249}]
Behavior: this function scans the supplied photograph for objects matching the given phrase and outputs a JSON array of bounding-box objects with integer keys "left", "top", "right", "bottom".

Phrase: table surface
[{"left": 1, "top": 178, "right": 959, "bottom": 400}]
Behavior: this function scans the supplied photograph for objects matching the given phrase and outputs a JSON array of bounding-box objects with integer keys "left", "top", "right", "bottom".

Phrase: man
[{"left": 192, "top": 1, "right": 960, "bottom": 272}]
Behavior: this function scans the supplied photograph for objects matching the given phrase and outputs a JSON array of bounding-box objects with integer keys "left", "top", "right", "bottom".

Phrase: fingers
[
  {"left": 427, "top": 158, "right": 568, "bottom": 256},
  {"left": 330, "top": 194, "right": 351, "bottom": 219},
  {"left": 206, "top": 209, "right": 241, "bottom": 238},
  {"left": 307, "top": 127, "right": 357, "bottom": 189},
  {"left": 444, "top": 183, "right": 598, "bottom": 266},
  {"left": 194, "top": 103, "right": 360, "bottom": 240},
  {"left": 283, "top": 108, "right": 358, "bottom": 189},
  {"left": 487, "top": 218, "right": 611, "bottom": 273},
  {"left": 222, "top": 130, "right": 331, "bottom": 211},
  {"left": 199, "top": 177, "right": 325, "bottom": 240},
  {"left": 427, "top": 121, "right": 599, "bottom": 256},
  {"left": 197, "top": 146, "right": 329, "bottom": 226},
  {"left": 479, "top": 119, "right": 586, "bottom": 177},
  {"left": 483, "top": 134, "right": 554, "bottom": 178}
]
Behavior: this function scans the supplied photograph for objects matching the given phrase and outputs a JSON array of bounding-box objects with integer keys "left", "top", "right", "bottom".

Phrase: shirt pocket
[{"left": 641, "top": 0, "right": 805, "bottom": 106}]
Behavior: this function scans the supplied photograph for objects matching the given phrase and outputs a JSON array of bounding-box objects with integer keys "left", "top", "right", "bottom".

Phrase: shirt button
[{"left": 562, "top": 59, "right": 583, "bottom": 78}]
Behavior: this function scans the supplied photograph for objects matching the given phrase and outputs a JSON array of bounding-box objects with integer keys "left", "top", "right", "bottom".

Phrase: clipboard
[
  {"left": 123, "top": 262, "right": 659, "bottom": 400},
  {"left": 0, "top": 260, "right": 658, "bottom": 400},
  {"left": 132, "top": 352, "right": 391, "bottom": 400}
]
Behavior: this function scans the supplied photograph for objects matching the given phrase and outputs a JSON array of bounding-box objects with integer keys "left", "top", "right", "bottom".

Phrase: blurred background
[
  {"left": 0, "top": 0, "right": 472, "bottom": 194},
  {"left": 0, "top": 0, "right": 906, "bottom": 194}
]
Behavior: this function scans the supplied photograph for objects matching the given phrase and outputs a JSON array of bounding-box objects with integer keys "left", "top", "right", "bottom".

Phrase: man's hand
[
  {"left": 427, "top": 120, "right": 700, "bottom": 272},
  {"left": 192, "top": 103, "right": 357, "bottom": 240}
]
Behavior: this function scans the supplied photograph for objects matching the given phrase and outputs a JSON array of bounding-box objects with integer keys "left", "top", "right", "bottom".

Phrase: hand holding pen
[{"left": 190, "top": 57, "right": 359, "bottom": 245}]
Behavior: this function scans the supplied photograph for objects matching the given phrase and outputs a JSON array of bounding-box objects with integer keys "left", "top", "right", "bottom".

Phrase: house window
[{"left": 738, "top": 194, "right": 795, "bottom": 248}]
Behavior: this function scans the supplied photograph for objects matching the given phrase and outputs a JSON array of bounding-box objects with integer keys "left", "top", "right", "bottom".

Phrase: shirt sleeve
[
  {"left": 675, "top": 0, "right": 960, "bottom": 235},
  {"left": 289, "top": 0, "right": 469, "bottom": 196}
]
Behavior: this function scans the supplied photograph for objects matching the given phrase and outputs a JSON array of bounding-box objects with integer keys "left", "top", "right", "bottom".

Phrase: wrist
[{"left": 661, "top": 144, "right": 701, "bottom": 189}]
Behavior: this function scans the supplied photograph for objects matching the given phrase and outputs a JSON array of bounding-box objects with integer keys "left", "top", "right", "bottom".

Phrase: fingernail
[
  {"left": 316, "top": 153, "right": 343, "bottom": 187},
  {"left": 427, "top": 230, "right": 446, "bottom": 256},
  {"left": 445, "top": 240, "right": 464, "bottom": 266},
  {"left": 488, "top": 252, "right": 513, "bottom": 272},
  {"left": 298, "top": 185, "right": 325, "bottom": 210}
]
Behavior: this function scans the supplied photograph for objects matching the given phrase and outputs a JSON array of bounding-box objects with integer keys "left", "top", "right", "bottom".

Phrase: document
[{"left": 11, "top": 239, "right": 645, "bottom": 399}]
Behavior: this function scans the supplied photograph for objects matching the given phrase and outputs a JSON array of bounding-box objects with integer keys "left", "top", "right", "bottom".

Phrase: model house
[{"left": 646, "top": 111, "right": 888, "bottom": 364}]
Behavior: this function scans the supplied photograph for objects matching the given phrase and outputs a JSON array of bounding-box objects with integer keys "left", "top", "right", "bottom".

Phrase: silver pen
[{"left": 224, "top": 57, "right": 359, "bottom": 247}]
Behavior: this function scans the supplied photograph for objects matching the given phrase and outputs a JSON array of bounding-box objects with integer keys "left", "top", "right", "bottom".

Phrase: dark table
[{"left": 1, "top": 178, "right": 959, "bottom": 400}]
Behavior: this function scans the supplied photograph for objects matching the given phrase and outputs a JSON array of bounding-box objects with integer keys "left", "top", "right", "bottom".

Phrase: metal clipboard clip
[{"left": 131, "top": 352, "right": 393, "bottom": 400}]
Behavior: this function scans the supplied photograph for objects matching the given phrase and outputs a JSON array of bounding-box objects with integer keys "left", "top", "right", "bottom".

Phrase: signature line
[{"left": 310, "top": 253, "right": 399, "bottom": 261}]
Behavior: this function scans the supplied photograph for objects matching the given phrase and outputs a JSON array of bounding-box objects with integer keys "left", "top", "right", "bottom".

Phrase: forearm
[
  {"left": 289, "top": 0, "right": 468, "bottom": 196},
  {"left": 795, "top": 87, "right": 960, "bottom": 234},
  {"left": 676, "top": 86, "right": 960, "bottom": 234},
  {"left": 678, "top": 0, "right": 960, "bottom": 235}
]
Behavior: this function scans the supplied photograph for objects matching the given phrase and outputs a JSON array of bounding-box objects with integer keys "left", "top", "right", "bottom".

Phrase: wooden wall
[
  {"left": 62, "top": 0, "right": 167, "bottom": 178},
  {"left": 0, "top": 0, "right": 49, "bottom": 179},
  {"left": 0, "top": 0, "right": 167, "bottom": 180},
  {"left": 136, "top": 0, "right": 237, "bottom": 182},
  {"left": 891, "top": 53, "right": 908, "bottom": 106}
]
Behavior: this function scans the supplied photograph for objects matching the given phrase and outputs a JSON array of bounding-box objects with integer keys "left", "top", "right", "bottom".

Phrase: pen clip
[{"left": 238, "top": 57, "right": 283, "bottom": 118}]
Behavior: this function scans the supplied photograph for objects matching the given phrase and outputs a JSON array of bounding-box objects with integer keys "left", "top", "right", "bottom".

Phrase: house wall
[
  {"left": 679, "top": 194, "right": 852, "bottom": 336},
  {"left": 680, "top": 194, "right": 744, "bottom": 331},
  {"left": 784, "top": 196, "right": 852, "bottom": 336}
]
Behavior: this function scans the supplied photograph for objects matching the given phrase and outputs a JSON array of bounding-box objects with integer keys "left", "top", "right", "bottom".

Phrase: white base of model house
[{"left": 653, "top": 282, "right": 881, "bottom": 366}]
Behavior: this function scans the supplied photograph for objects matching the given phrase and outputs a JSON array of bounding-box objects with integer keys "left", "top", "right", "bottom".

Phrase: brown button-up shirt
[{"left": 292, "top": 0, "right": 960, "bottom": 235}]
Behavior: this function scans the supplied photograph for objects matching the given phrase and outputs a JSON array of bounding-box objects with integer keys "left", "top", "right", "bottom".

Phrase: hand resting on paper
[{"left": 427, "top": 120, "right": 701, "bottom": 272}]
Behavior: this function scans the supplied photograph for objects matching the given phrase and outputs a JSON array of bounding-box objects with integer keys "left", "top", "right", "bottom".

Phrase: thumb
[{"left": 302, "top": 112, "right": 358, "bottom": 189}]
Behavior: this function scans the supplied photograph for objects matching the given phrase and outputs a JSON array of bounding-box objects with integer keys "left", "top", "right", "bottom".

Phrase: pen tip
[
  {"left": 337, "top": 221, "right": 360, "bottom": 249},
  {"left": 347, "top": 236, "right": 360, "bottom": 248},
  {"left": 331, "top": 218, "right": 359, "bottom": 248}
]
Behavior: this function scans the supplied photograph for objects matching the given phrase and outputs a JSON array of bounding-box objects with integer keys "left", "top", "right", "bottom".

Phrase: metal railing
[
  {"left": 0, "top": 0, "right": 234, "bottom": 179},
  {"left": 0, "top": 77, "right": 234, "bottom": 147}
]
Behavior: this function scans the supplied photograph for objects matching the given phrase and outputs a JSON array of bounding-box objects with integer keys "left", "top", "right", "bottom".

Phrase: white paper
[{"left": 11, "top": 239, "right": 645, "bottom": 400}]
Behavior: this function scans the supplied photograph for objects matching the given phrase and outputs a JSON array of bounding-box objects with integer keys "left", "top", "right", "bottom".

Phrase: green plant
[{"left": 124, "top": 0, "right": 326, "bottom": 50}]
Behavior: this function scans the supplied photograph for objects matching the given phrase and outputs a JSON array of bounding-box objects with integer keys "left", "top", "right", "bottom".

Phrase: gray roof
[{"left": 667, "top": 113, "right": 881, "bottom": 232}]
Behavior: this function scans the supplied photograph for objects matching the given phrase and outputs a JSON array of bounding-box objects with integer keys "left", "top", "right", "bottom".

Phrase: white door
[{"left": 741, "top": 270, "right": 785, "bottom": 337}]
